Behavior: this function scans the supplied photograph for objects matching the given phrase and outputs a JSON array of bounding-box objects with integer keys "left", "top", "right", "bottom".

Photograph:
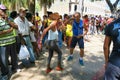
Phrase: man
[
  {"left": 0, "top": 4, "right": 16, "bottom": 80},
  {"left": 104, "top": 10, "right": 120, "bottom": 80},
  {"left": 67, "top": 12, "right": 87, "bottom": 66},
  {"left": 14, "top": 7, "right": 36, "bottom": 66}
]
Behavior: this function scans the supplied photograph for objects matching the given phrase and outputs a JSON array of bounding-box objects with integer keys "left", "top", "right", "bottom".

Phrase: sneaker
[
  {"left": 0, "top": 75, "right": 8, "bottom": 80},
  {"left": 46, "top": 68, "right": 52, "bottom": 74},
  {"left": 79, "top": 59, "right": 84, "bottom": 66},
  {"left": 67, "top": 55, "right": 73, "bottom": 61},
  {"left": 12, "top": 68, "right": 21, "bottom": 74}
]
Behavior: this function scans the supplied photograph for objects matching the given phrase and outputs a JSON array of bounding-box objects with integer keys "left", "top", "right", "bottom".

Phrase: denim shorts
[
  {"left": 70, "top": 36, "right": 84, "bottom": 49},
  {"left": 104, "top": 63, "right": 120, "bottom": 80}
]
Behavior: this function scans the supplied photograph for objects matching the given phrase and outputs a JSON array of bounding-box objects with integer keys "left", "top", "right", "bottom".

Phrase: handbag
[{"left": 18, "top": 45, "right": 30, "bottom": 60}]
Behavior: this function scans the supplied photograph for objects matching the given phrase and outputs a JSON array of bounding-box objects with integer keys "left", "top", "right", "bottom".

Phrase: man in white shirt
[{"left": 14, "top": 7, "right": 36, "bottom": 65}]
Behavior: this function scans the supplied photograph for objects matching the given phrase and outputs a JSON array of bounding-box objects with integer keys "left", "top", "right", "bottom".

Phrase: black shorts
[{"left": 70, "top": 36, "right": 84, "bottom": 49}]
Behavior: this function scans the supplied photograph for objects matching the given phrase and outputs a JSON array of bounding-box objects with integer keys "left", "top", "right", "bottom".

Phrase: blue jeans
[
  {"left": 58, "top": 31, "right": 63, "bottom": 48},
  {"left": 22, "top": 36, "right": 36, "bottom": 65},
  {"left": 104, "top": 63, "right": 120, "bottom": 80},
  {"left": 42, "top": 34, "right": 48, "bottom": 45},
  {"left": 0, "top": 46, "right": 9, "bottom": 76}
]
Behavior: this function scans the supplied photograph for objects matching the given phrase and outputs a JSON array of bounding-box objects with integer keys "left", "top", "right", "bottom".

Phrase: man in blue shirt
[
  {"left": 104, "top": 15, "right": 120, "bottom": 79},
  {"left": 67, "top": 12, "right": 87, "bottom": 66}
]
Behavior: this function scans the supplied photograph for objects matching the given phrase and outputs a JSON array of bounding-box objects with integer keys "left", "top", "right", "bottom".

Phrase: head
[
  {"left": 26, "top": 12, "right": 33, "bottom": 21},
  {"left": 50, "top": 12, "right": 60, "bottom": 21},
  {"left": 47, "top": 11, "right": 53, "bottom": 18},
  {"left": 74, "top": 12, "right": 81, "bottom": 22},
  {"left": 64, "top": 14, "right": 69, "bottom": 20},
  {"left": 19, "top": 7, "right": 27, "bottom": 18},
  {"left": 10, "top": 11, "right": 18, "bottom": 19},
  {"left": 0, "top": 4, "right": 7, "bottom": 18},
  {"left": 36, "top": 12, "right": 39, "bottom": 16},
  {"left": 43, "top": 15, "right": 48, "bottom": 20},
  {"left": 83, "top": 15, "right": 88, "bottom": 19}
]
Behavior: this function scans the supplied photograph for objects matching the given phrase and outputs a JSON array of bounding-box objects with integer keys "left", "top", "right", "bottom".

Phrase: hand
[
  {"left": 77, "top": 34, "right": 84, "bottom": 38},
  {"left": 104, "top": 62, "right": 108, "bottom": 70},
  {"left": 21, "top": 39, "right": 26, "bottom": 45}
]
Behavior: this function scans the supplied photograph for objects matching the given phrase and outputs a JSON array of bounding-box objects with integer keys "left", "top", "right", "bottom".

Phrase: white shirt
[
  {"left": 14, "top": 16, "right": 30, "bottom": 36},
  {"left": 29, "top": 22, "right": 36, "bottom": 42},
  {"left": 48, "top": 29, "right": 58, "bottom": 40}
]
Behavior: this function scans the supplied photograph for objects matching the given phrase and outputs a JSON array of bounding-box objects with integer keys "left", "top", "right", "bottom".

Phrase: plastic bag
[{"left": 18, "top": 45, "right": 30, "bottom": 60}]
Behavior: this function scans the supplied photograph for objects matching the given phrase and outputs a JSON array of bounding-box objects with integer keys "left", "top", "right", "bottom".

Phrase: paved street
[{"left": 10, "top": 34, "right": 105, "bottom": 80}]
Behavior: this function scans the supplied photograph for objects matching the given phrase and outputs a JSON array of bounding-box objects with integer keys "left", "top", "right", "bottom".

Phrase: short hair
[
  {"left": 75, "top": 12, "right": 81, "bottom": 17},
  {"left": 26, "top": 12, "right": 33, "bottom": 21},
  {"left": 10, "top": 11, "right": 17, "bottom": 19}
]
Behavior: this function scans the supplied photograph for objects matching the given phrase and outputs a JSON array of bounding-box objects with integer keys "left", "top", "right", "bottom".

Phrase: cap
[
  {"left": 19, "top": 7, "right": 27, "bottom": 11},
  {"left": 0, "top": 4, "right": 7, "bottom": 10}
]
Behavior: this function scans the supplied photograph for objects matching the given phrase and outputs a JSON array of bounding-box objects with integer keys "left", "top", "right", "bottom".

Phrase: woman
[
  {"left": 40, "top": 13, "right": 63, "bottom": 73},
  {"left": 66, "top": 16, "right": 73, "bottom": 48}
]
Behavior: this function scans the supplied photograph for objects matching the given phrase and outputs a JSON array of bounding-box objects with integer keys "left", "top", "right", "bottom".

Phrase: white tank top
[{"left": 48, "top": 29, "right": 58, "bottom": 40}]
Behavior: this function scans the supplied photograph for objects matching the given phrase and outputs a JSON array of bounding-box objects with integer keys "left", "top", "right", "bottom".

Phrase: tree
[
  {"left": 106, "top": 0, "right": 120, "bottom": 14},
  {"left": 40, "top": 0, "right": 54, "bottom": 15},
  {"left": 27, "top": 0, "right": 35, "bottom": 14}
]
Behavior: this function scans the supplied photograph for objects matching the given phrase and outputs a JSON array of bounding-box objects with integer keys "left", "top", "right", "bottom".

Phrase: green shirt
[{"left": 0, "top": 19, "right": 16, "bottom": 46}]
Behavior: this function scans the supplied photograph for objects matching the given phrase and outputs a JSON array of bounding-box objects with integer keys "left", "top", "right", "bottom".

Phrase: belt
[{"left": 23, "top": 35, "right": 29, "bottom": 37}]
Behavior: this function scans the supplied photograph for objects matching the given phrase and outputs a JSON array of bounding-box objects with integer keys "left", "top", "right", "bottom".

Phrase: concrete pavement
[{"left": 10, "top": 34, "right": 105, "bottom": 80}]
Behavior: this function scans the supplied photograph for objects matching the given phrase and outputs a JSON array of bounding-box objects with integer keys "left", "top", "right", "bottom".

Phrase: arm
[
  {"left": 8, "top": 21, "right": 18, "bottom": 29},
  {"left": 103, "top": 36, "right": 111, "bottom": 69},
  {"left": 0, "top": 27, "right": 13, "bottom": 35}
]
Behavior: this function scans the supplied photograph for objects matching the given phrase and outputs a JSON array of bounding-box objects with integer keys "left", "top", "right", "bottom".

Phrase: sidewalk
[{"left": 10, "top": 35, "right": 105, "bottom": 80}]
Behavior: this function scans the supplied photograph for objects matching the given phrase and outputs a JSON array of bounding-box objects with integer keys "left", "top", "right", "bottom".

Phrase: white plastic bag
[{"left": 18, "top": 45, "right": 30, "bottom": 60}]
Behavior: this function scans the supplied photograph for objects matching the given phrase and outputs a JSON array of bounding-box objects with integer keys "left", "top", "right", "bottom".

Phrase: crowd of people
[{"left": 0, "top": 4, "right": 118, "bottom": 80}]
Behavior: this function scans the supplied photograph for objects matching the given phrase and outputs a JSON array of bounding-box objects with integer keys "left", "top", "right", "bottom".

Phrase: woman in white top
[{"left": 40, "top": 13, "right": 63, "bottom": 73}]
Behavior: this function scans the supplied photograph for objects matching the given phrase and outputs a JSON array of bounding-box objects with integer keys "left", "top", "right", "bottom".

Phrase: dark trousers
[
  {"left": 6, "top": 43, "right": 18, "bottom": 70},
  {"left": 48, "top": 40, "right": 62, "bottom": 65},
  {"left": 0, "top": 46, "right": 9, "bottom": 76}
]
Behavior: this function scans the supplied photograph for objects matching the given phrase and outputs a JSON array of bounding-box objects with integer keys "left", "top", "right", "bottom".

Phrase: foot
[
  {"left": 0, "top": 75, "right": 8, "bottom": 80},
  {"left": 56, "top": 66, "right": 64, "bottom": 71},
  {"left": 12, "top": 68, "right": 21, "bottom": 74},
  {"left": 67, "top": 55, "right": 73, "bottom": 61},
  {"left": 46, "top": 68, "right": 52, "bottom": 73},
  {"left": 79, "top": 59, "right": 84, "bottom": 66}
]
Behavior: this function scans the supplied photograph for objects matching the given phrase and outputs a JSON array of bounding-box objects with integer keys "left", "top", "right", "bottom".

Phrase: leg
[
  {"left": 80, "top": 49, "right": 84, "bottom": 57},
  {"left": 24, "top": 36, "right": 36, "bottom": 62},
  {"left": 78, "top": 38, "right": 84, "bottom": 65},
  {"left": 0, "top": 46, "right": 9, "bottom": 76},
  {"left": 104, "top": 63, "right": 120, "bottom": 80},
  {"left": 47, "top": 48, "right": 54, "bottom": 69},
  {"left": 78, "top": 38, "right": 84, "bottom": 57},
  {"left": 54, "top": 43, "right": 62, "bottom": 67},
  {"left": 70, "top": 37, "right": 77, "bottom": 55},
  {"left": 67, "top": 37, "right": 77, "bottom": 61},
  {"left": 10, "top": 43, "right": 18, "bottom": 71}
]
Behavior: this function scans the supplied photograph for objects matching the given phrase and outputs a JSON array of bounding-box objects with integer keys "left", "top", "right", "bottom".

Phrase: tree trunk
[
  {"left": 106, "top": 0, "right": 120, "bottom": 15},
  {"left": 28, "top": 0, "right": 35, "bottom": 14},
  {"left": 44, "top": 4, "right": 47, "bottom": 15}
]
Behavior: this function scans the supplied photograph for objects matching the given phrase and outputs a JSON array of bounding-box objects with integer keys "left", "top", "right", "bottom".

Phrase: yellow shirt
[
  {"left": 35, "top": 16, "right": 41, "bottom": 26},
  {"left": 66, "top": 24, "right": 73, "bottom": 37}
]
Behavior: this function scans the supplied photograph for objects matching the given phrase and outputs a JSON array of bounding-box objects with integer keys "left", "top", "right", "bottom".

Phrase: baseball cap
[{"left": 0, "top": 4, "right": 7, "bottom": 10}]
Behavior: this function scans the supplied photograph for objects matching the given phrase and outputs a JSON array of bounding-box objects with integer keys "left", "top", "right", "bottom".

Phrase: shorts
[
  {"left": 70, "top": 36, "right": 84, "bottom": 49},
  {"left": 104, "top": 63, "right": 120, "bottom": 80}
]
